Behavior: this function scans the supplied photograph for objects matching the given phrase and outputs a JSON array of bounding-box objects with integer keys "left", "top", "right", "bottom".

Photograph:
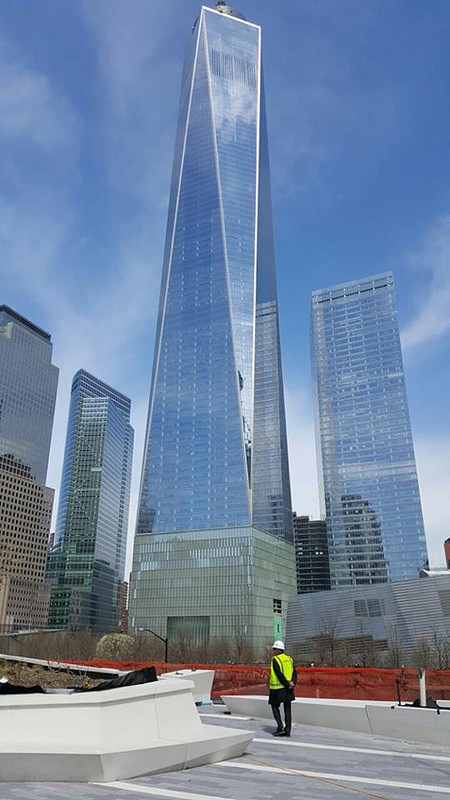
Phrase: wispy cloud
[
  {"left": 264, "top": 1, "right": 404, "bottom": 202},
  {"left": 0, "top": 61, "right": 79, "bottom": 151},
  {"left": 0, "top": 14, "right": 162, "bottom": 552},
  {"left": 402, "top": 214, "right": 450, "bottom": 349},
  {"left": 79, "top": 0, "right": 181, "bottom": 206}
]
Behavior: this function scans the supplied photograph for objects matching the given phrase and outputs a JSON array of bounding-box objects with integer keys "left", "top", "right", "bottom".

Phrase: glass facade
[
  {"left": 130, "top": 526, "right": 296, "bottom": 645},
  {"left": 0, "top": 306, "right": 58, "bottom": 631},
  {"left": 292, "top": 513, "right": 331, "bottom": 594},
  {"left": 136, "top": 4, "right": 292, "bottom": 541},
  {"left": 48, "top": 370, "right": 133, "bottom": 632},
  {"left": 0, "top": 305, "right": 58, "bottom": 484},
  {"left": 311, "top": 273, "right": 428, "bottom": 587}
]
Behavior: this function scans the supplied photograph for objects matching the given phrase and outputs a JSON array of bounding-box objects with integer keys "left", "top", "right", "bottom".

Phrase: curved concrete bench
[
  {"left": 160, "top": 669, "right": 214, "bottom": 704},
  {"left": 222, "top": 695, "right": 450, "bottom": 746},
  {"left": 0, "top": 677, "right": 252, "bottom": 781}
]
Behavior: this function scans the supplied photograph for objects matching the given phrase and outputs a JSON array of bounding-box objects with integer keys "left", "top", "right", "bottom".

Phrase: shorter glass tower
[
  {"left": 48, "top": 370, "right": 134, "bottom": 633},
  {"left": 0, "top": 305, "right": 58, "bottom": 483},
  {"left": 311, "top": 273, "right": 428, "bottom": 587},
  {"left": 292, "top": 513, "right": 331, "bottom": 594},
  {"left": 0, "top": 306, "right": 58, "bottom": 630}
]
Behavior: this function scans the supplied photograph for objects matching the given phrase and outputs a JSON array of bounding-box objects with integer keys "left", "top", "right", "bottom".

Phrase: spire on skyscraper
[{"left": 213, "top": 0, "right": 246, "bottom": 21}]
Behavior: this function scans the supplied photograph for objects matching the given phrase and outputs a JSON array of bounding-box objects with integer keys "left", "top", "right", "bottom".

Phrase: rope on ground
[{"left": 243, "top": 753, "right": 396, "bottom": 800}]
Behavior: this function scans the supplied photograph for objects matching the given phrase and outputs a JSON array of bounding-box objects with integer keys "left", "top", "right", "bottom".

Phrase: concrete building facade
[{"left": 286, "top": 573, "right": 450, "bottom": 665}]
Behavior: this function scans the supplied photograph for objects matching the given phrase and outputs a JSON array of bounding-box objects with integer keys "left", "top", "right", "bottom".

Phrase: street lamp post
[{"left": 138, "top": 627, "right": 169, "bottom": 663}]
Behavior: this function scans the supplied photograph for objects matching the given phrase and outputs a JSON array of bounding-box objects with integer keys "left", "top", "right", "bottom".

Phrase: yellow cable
[{"left": 244, "top": 753, "right": 395, "bottom": 800}]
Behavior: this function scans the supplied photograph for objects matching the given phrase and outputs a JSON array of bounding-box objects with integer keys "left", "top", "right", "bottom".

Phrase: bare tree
[
  {"left": 11, "top": 630, "right": 98, "bottom": 662},
  {"left": 207, "top": 637, "right": 232, "bottom": 664},
  {"left": 412, "top": 637, "right": 435, "bottom": 669},
  {"left": 354, "top": 622, "right": 382, "bottom": 668},
  {"left": 430, "top": 627, "right": 450, "bottom": 670},
  {"left": 316, "top": 614, "right": 342, "bottom": 666},
  {"left": 385, "top": 626, "right": 404, "bottom": 668}
]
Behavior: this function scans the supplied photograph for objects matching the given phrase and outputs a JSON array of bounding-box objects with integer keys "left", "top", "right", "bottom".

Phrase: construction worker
[{"left": 268, "top": 640, "right": 297, "bottom": 737}]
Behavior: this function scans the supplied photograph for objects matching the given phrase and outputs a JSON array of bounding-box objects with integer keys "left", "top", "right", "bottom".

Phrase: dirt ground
[{"left": 0, "top": 659, "right": 105, "bottom": 689}]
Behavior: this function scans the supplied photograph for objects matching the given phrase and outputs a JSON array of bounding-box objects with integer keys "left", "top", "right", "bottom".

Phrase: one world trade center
[{"left": 130, "top": 2, "right": 295, "bottom": 652}]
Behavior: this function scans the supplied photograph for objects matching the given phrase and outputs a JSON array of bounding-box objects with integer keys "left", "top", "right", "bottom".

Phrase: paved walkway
[{"left": 1, "top": 705, "right": 449, "bottom": 800}]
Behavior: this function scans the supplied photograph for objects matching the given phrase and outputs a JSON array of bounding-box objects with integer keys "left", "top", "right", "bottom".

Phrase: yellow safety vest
[{"left": 269, "top": 653, "right": 294, "bottom": 690}]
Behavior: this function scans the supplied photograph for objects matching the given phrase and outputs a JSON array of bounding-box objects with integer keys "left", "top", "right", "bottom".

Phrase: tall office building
[
  {"left": 130, "top": 2, "right": 295, "bottom": 650},
  {"left": 445, "top": 539, "right": 450, "bottom": 570},
  {"left": 47, "top": 370, "right": 133, "bottom": 633},
  {"left": 311, "top": 273, "right": 428, "bottom": 588},
  {"left": 292, "top": 513, "right": 331, "bottom": 594},
  {"left": 0, "top": 306, "right": 58, "bottom": 630}
]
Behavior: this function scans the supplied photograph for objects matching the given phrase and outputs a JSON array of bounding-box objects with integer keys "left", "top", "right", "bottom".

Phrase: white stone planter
[
  {"left": 0, "top": 677, "right": 252, "bottom": 781},
  {"left": 160, "top": 669, "right": 214, "bottom": 704},
  {"left": 222, "top": 695, "right": 450, "bottom": 747}
]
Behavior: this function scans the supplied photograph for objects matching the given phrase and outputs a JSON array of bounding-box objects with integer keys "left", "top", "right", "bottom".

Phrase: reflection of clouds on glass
[
  {"left": 203, "top": 18, "right": 259, "bottom": 447},
  {"left": 312, "top": 275, "right": 428, "bottom": 587},
  {"left": 204, "top": 9, "right": 258, "bottom": 141},
  {"left": 210, "top": 79, "right": 255, "bottom": 142},
  {"left": 135, "top": 5, "right": 291, "bottom": 541}
]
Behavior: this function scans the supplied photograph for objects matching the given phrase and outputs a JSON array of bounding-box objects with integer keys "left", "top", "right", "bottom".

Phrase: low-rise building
[{"left": 286, "top": 573, "right": 450, "bottom": 665}]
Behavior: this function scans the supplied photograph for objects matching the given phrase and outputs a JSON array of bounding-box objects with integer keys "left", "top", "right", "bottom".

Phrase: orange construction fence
[{"left": 70, "top": 659, "right": 450, "bottom": 703}]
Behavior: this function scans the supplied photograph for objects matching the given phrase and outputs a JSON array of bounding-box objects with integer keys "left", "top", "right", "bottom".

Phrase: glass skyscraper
[
  {"left": 0, "top": 306, "right": 58, "bottom": 484},
  {"left": 48, "top": 370, "right": 134, "bottom": 633},
  {"left": 292, "top": 513, "right": 331, "bottom": 594},
  {"left": 131, "top": 2, "right": 295, "bottom": 650},
  {"left": 311, "top": 273, "right": 428, "bottom": 588},
  {"left": 0, "top": 305, "right": 58, "bottom": 630}
]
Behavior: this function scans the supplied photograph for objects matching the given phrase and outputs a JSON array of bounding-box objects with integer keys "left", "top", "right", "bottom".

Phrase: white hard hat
[{"left": 272, "top": 640, "right": 284, "bottom": 650}]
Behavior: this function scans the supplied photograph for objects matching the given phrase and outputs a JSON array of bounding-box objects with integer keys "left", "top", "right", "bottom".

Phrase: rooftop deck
[{"left": 2, "top": 704, "right": 449, "bottom": 799}]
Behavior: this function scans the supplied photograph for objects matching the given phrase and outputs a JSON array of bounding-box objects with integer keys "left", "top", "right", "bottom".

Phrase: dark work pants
[{"left": 271, "top": 701, "right": 292, "bottom": 734}]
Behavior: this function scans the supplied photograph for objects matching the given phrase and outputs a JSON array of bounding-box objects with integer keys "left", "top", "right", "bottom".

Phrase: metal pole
[
  {"left": 139, "top": 628, "right": 168, "bottom": 663},
  {"left": 418, "top": 667, "right": 426, "bottom": 707}
]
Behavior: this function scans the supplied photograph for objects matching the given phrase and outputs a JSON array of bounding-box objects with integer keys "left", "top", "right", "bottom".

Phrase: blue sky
[{"left": 1, "top": 0, "right": 449, "bottom": 569}]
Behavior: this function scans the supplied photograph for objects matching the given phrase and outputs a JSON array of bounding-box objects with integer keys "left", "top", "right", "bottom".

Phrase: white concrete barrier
[
  {"left": 222, "top": 695, "right": 449, "bottom": 746},
  {"left": 366, "top": 704, "right": 450, "bottom": 747},
  {"left": 222, "top": 695, "right": 374, "bottom": 733},
  {"left": 160, "top": 669, "right": 214, "bottom": 704},
  {"left": 0, "top": 677, "right": 252, "bottom": 781}
]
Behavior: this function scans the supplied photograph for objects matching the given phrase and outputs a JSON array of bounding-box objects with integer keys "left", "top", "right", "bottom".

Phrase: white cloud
[
  {"left": 79, "top": 0, "right": 180, "bottom": 207},
  {"left": 0, "top": 62, "right": 79, "bottom": 151},
  {"left": 402, "top": 214, "right": 450, "bottom": 349},
  {"left": 0, "top": 14, "right": 164, "bottom": 557}
]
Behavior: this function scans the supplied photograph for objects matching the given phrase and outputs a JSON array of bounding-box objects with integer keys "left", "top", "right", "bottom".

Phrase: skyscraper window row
[
  {"left": 312, "top": 274, "right": 427, "bottom": 585},
  {"left": 208, "top": 47, "right": 257, "bottom": 86}
]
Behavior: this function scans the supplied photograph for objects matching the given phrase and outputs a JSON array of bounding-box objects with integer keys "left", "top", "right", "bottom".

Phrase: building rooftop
[
  {"left": 1, "top": 707, "right": 449, "bottom": 799},
  {"left": 211, "top": 0, "right": 246, "bottom": 21},
  {"left": 312, "top": 272, "right": 394, "bottom": 300},
  {"left": 0, "top": 305, "right": 51, "bottom": 341}
]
